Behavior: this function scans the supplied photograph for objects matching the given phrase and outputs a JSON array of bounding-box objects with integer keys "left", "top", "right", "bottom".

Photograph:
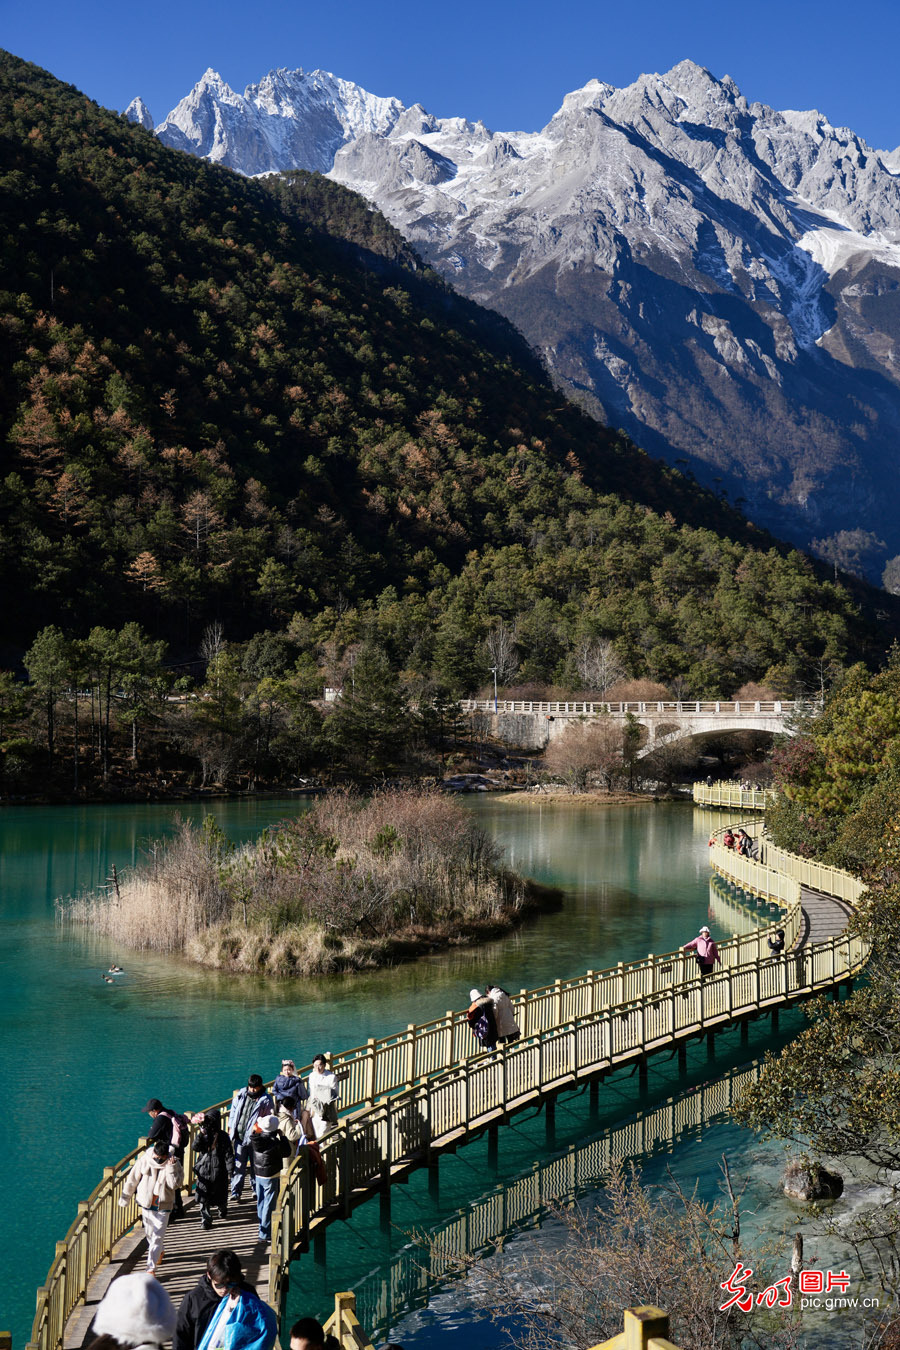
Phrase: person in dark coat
[
  {"left": 142, "top": 1097, "right": 189, "bottom": 1219},
  {"left": 174, "top": 1250, "right": 251, "bottom": 1350},
  {"left": 467, "top": 988, "right": 497, "bottom": 1051},
  {"left": 247, "top": 1115, "right": 291, "bottom": 1243},
  {"left": 191, "top": 1109, "right": 234, "bottom": 1230}
]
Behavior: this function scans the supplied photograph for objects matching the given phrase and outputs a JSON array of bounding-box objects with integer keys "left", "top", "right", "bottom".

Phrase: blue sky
[{"left": 4, "top": 0, "right": 900, "bottom": 149}]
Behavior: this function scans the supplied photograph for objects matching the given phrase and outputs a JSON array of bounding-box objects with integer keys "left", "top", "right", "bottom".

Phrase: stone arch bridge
[{"left": 459, "top": 698, "right": 809, "bottom": 754}]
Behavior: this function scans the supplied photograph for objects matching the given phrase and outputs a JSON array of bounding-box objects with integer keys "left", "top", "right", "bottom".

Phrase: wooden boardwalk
[
  {"left": 64, "top": 1193, "right": 270, "bottom": 1350},
  {"left": 33, "top": 821, "right": 868, "bottom": 1350}
]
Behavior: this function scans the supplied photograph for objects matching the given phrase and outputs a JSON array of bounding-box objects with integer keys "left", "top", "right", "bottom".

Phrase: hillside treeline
[{"left": 0, "top": 49, "right": 895, "bottom": 783}]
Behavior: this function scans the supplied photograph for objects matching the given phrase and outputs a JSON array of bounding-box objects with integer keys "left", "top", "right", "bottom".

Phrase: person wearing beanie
[
  {"left": 88, "top": 1271, "right": 175, "bottom": 1350},
  {"left": 120, "top": 1138, "right": 184, "bottom": 1273},
  {"left": 227, "top": 1074, "right": 274, "bottom": 1204},
  {"left": 247, "top": 1115, "right": 290, "bottom": 1244}
]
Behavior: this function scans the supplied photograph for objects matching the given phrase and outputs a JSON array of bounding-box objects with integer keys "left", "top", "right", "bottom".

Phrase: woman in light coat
[
  {"left": 488, "top": 984, "right": 521, "bottom": 1043},
  {"left": 120, "top": 1140, "right": 184, "bottom": 1272}
]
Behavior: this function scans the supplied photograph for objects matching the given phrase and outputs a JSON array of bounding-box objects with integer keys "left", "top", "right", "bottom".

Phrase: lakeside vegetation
[{"left": 59, "top": 788, "right": 559, "bottom": 974}]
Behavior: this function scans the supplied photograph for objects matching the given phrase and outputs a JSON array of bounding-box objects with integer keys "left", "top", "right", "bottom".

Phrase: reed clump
[{"left": 60, "top": 788, "right": 556, "bottom": 975}]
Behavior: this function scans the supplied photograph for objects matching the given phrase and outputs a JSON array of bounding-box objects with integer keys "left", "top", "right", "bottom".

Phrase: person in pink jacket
[{"left": 684, "top": 925, "right": 720, "bottom": 977}]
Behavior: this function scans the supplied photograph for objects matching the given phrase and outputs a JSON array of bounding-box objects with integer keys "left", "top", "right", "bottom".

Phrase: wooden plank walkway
[
  {"left": 797, "top": 886, "right": 853, "bottom": 948},
  {"left": 64, "top": 1193, "right": 271, "bottom": 1349}
]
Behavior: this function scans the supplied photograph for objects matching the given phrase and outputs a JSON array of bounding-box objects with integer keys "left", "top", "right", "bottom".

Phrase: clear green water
[{"left": 0, "top": 796, "right": 796, "bottom": 1343}]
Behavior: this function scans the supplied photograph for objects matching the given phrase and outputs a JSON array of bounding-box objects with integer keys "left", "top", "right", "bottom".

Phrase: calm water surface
[{"left": 0, "top": 796, "right": 783, "bottom": 1343}]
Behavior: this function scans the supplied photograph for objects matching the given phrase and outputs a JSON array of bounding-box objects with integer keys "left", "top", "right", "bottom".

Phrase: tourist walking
[
  {"left": 467, "top": 988, "right": 498, "bottom": 1051},
  {"left": 120, "top": 1138, "right": 184, "bottom": 1273},
  {"left": 88, "top": 1271, "right": 175, "bottom": 1350},
  {"left": 142, "top": 1097, "right": 189, "bottom": 1218},
  {"left": 191, "top": 1110, "right": 234, "bottom": 1230},
  {"left": 175, "top": 1250, "right": 252, "bottom": 1350},
  {"left": 307, "top": 1054, "right": 341, "bottom": 1140},
  {"left": 248, "top": 1114, "right": 291, "bottom": 1242},
  {"left": 683, "top": 925, "right": 720, "bottom": 977},
  {"left": 195, "top": 1273, "right": 277, "bottom": 1350},
  {"left": 487, "top": 984, "right": 521, "bottom": 1044},
  {"left": 768, "top": 927, "right": 786, "bottom": 955},
  {"left": 228, "top": 1074, "right": 274, "bottom": 1202}
]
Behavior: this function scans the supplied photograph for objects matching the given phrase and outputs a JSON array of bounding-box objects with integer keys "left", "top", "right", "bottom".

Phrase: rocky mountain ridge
[{"left": 130, "top": 62, "right": 900, "bottom": 578}]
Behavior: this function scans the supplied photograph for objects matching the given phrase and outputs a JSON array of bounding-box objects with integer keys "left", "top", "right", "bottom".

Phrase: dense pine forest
[{"left": 1, "top": 50, "right": 897, "bottom": 793}]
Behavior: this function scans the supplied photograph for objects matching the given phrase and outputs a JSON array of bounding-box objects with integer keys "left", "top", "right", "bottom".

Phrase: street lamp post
[{"left": 490, "top": 666, "right": 498, "bottom": 714}]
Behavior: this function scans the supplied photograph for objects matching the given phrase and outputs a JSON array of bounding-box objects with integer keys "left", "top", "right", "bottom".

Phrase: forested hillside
[{"left": 0, "top": 50, "right": 894, "bottom": 726}]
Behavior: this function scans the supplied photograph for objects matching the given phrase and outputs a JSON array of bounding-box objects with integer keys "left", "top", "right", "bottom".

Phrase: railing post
[
  {"left": 617, "top": 962, "right": 624, "bottom": 1004},
  {"left": 586, "top": 970, "right": 595, "bottom": 1014},
  {"left": 406, "top": 1024, "right": 416, "bottom": 1086},
  {"left": 623, "top": 1305, "right": 671, "bottom": 1348},
  {"left": 519, "top": 991, "right": 528, "bottom": 1040},
  {"left": 364, "top": 1038, "right": 376, "bottom": 1106},
  {"left": 648, "top": 955, "right": 655, "bottom": 995},
  {"left": 445, "top": 1010, "right": 455, "bottom": 1066},
  {"left": 102, "top": 1167, "right": 115, "bottom": 1259},
  {"left": 553, "top": 979, "right": 562, "bottom": 1027}
]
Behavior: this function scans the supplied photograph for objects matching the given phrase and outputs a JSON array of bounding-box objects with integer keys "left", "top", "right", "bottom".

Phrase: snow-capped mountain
[
  {"left": 139, "top": 62, "right": 900, "bottom": 576},
  {"left": 154, "top": 68, "right": 405, "bottom": 175},
  {"left": 124, "top": 96, "right": 154, "bottom": 131}
]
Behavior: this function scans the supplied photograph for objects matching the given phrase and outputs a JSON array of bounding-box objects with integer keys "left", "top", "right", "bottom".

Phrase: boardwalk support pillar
[
  {"left": 740, "top": 1019, "right": 749, "bottom": 1044},
  {"left": 545, "top": 1095, "right": 556, "bottom": 1142},
  {"left": 428, "top": 1157, "right": 439, "bottom": 1202},
  {"left": 488, "top": 1124, "right": 499, "bottom": 1169},
  {"left": 314, "top": 1231, "right": 327, "bottom": 1268},
  {"left": 771, "top": 1008, "right": 779, "bottom": 1032},
  {"left": 707, "top": 1029, "right": 716, "bottom": 1059}
]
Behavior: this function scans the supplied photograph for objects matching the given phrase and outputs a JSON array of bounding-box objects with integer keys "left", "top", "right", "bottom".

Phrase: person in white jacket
[
  {"left": 487, "top": 984, "right": 521, "bottom": 1044},
  {"left": 120, "top": 1139, "right": 184, "bottom": 1272}
]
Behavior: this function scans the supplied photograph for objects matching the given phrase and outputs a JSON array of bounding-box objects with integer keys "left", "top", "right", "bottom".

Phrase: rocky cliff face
[{"left": 141, "top": 62, "right": 900, "bottom": 576}]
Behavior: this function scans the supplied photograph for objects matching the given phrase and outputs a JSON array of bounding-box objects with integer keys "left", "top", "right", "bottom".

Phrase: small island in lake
[{"left": 60, "top": 788, "right": 559, "bottom": 976}]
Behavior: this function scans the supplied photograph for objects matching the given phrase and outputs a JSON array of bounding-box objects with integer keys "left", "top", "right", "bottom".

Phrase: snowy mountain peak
[{"left": 123, "top": 96, "right": 154, "bottom": 130}]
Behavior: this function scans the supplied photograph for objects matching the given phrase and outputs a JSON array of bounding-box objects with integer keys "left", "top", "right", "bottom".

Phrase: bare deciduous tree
[
  {"left": 575, "top": 637, "right": 627, "bottom": 696},
  {"left": 485, "top": 622, "right": 519, "bottom": 686},
  {"left": 543, "top": 718, "right": 625, "bottom": 791}
]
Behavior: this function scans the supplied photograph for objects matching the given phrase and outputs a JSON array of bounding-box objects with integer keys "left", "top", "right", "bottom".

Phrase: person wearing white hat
[
  {"left": 247, "top": 1115, "right": 291, "bottom": 1243},
  {"left": 683, "top": 924, "right": 720, "bottom": 977},
  {"left": 88, "top": 1271, "right": 175, "bottom": 1350}
]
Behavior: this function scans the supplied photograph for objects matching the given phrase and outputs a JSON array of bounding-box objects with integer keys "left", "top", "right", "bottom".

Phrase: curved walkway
[{"left": 37, "top": 823, "right": 867, "bottom": 1350}]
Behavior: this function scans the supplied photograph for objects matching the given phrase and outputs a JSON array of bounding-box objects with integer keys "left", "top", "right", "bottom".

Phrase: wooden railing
[
  {"left": 322, "top": 1292, "right": 374, "bottom": 1350},
  {"left": 33, "top": 825, "right": 865, "bottom": 1350},
  {"left": 692, "top": 782, "right": 775, "bottom": 810},
  {"left": 269, "top": 923, "right": 867, "bottom": 1311},
  {"left": 354, "top": 1064, "right": 758, "bottom": 1337},
  {"left": 461, "top": 699, "right": 800, "bottom": 716}
]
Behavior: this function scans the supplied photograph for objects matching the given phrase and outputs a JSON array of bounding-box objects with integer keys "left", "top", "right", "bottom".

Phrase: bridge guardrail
[
  {"left": 692, "top": 783, "right": 775, "bottom": 810},
  {"left": 461, "top": 699, "right": 802, "bottom": 716},
  {"left": 32, "top": 815, "right": 864, "bottom": 1350}
]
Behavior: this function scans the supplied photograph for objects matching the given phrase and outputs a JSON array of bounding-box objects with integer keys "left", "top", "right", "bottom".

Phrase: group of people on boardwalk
[
  {"left": 721, "top": 826, "right": 756, "bottom": 857},
  {"left": 123, "top": 1053, "right": 343, "bottom": 1271}
]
